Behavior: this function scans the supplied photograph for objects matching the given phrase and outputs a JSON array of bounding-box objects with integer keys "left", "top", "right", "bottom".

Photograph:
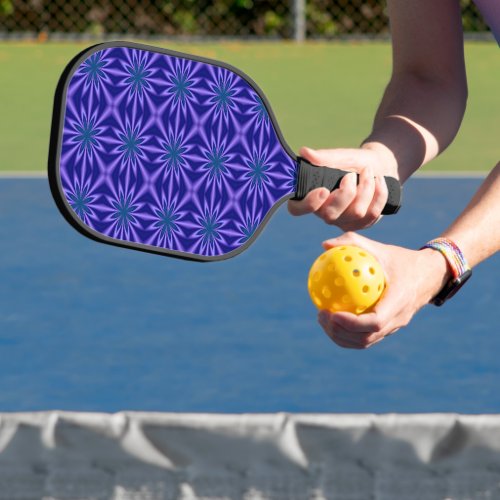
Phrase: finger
[
  {"left": 339, "top": 213, "right": 383, "bottom": 232},
  {"left": 322, "top": 231, "right": 369, "bottom": 251},
  {"left": 321, "top": 232, "right": 388, "bottom": 270},
  {"left": 361, "top": 328, "right": 399, "bottom": 348},
  {"left": 330, "top": 317, "right": 390, "bottom": 349},
  {"left": 365, "top": 336, "right": 386, "bottom": 348},
  {"left": 342, "top": 164, "right": 376, "bottom": 221},
  {"left": 288, "top": 187, "right": 330, "bottom": 216},
  {"left": 319, "top": 310, "right": 391, "bottom": 349},
  {"left": 331, "top": 323, "right": 371, "bottom": 348},
  {"left": 385, "top": 328, "right": 400, "bottom": 337},
  {"left": 315, "top": 172, "right": 357, "bottom": 224},
  {"left": 330, "top": 327, "right": 379, "bottom": 349},
  {"left": 332, "top": 292, "right": 402, "bottom": 339},
  {"left": 362, "top": 175, "right": 389, "bottom": 224},
  {"left": 331, "top": 336, "right": 364, "bottom": 349},
  {"left": 319, "top": 311, "right": 371, "bottom": 349},
  {"left": 322, "top": 170, "right": 390, "bottom": 231},
  {"left": 321, "top": 322, "right": 365, "bottom": 349},
  {"left": 330, "top": 311, "right": 385, "bottom": 335}
]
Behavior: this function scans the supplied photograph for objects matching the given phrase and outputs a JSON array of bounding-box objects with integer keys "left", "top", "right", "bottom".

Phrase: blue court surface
[{"left": 0, "top": 176, "right": 498, "bottom": 413}]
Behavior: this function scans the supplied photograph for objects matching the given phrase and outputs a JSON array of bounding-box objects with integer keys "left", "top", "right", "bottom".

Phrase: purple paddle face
[{"left": 54, "top": 43, "right": 298, "bottom": 260}]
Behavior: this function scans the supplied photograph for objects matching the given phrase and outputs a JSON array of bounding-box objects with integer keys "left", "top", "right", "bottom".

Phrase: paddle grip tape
[{"left": 292, "top": 157, "right": 402, "bottom": 215}]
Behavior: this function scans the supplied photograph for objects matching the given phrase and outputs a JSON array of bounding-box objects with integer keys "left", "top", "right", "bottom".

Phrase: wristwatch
[{"left": 421, "top": 238, "right": 472, "bottom": 306}]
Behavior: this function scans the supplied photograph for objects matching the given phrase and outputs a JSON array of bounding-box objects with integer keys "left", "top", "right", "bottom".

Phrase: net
[{"left": 1, "top": 412, "right": 500, "bottom": 499}]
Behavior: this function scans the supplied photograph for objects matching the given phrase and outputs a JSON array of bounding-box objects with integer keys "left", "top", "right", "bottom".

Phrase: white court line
[
  {"left": 0, "top": 171, "right": 47, "bottom": 178},
  {"left": 414, "top": 170, "right": 487, "bottom": 178}
]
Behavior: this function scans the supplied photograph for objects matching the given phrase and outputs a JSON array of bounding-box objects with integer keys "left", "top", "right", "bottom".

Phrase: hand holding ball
[{"left": 308, "top": 245, "right": 385, "bottom": 314}]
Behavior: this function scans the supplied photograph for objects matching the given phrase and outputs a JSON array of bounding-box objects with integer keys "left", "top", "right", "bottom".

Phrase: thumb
[
  {"left": 299, "top": 146, "right": 365, "bottom": 170},
  {"left": 322, "top": 231, "right": 368, "bottom": 250},
  {"left": 321, "top": 233, "right": 388, "bottom": 268}
]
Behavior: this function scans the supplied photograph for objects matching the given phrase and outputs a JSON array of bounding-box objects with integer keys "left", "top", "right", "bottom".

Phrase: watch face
[{"left": 432, "top": 269, "right": 472, "bottom": 306}]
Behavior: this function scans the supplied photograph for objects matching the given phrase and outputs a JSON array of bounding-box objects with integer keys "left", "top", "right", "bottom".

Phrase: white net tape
[{"left": 0, "top": 412, "right": 500, "bottom": 499}]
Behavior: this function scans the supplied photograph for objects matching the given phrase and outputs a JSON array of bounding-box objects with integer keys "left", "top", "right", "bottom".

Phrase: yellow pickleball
[{"left": 308, "top": 245, "right": 385, "bottom": 314}]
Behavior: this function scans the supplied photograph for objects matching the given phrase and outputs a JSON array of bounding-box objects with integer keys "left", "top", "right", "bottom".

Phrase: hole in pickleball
[
  {"left": 378, "top": 284, "right": 382, "bottom": 291},
  {"left": 359, "top": 251, "right": 366, "bottom": 257},
  {"left": 313, "top": 271, "right": 321, "bottom": 282},
  {"left": 362, "top": 285, "right": 369, "bottom": 293},
  {"left": 352, "top": 269, "right": 360, "bottom": 277},
  {"left": 322, "top": 286, "right": 332, "bottom": 298},
  {"left": 342, "top": 295, "right": 351, "bottom": 304},
  {"left": 369, "top": 267, "right": 375, "bottom": 275},
  {"left": 334, "top": 277, "right": 344, "bottom": 287},
  {"left": 344, "top": 256, "right": 352, "bottom": 262},
  {"left": 356, "top": 306, "right": 366, "bottom": 314},
  {"left": 327, "top": 264, "right": 335, "bottom": 272}
]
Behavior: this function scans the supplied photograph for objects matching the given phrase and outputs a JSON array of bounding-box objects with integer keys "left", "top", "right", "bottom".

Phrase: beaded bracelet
[
  {"left": 421, "top": 238, "right": 470, "bottom": 278},
  {"left": 420, "top": 237, "right": 472, "bottom": 306}
]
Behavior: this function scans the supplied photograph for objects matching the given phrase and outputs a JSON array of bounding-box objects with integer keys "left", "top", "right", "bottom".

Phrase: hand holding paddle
[{"left": 289, "top": 146, "right": 400, "bottom": 231}]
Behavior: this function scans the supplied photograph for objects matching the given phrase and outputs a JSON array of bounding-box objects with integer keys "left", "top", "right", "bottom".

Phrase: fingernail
[
  {"left": 341, "top": 173, "right": 354, "bottom": 186},
  {"left": 319, "top": 189, "right": 329, "bottom": 200}
]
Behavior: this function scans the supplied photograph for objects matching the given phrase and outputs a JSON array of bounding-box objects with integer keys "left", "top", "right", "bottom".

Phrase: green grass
[{"left": 0, "top": 41, "right": 497, "bottom": 172}]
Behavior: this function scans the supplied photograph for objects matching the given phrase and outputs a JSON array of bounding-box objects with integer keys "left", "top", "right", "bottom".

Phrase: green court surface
[{"left": 0, "top": 41, "right": 497, "bottom": 173}]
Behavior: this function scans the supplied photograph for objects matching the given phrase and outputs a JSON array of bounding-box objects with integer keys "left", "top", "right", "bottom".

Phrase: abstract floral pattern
[{"left": 58, "top": 45, "right": 297, "bottom": 258}]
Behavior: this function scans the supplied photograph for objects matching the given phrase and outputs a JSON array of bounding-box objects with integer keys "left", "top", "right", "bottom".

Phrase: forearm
[
  {"left": 361, "top": 0, "right": 467, "bottom": 183},
  {"left": 441, "top": 162, "right": 500, "bottom": 267},
  {"left": 418, "top": 162, "right": 500, "bottom": 303},
  {"left": 362, "top": 73, "right": 467, "bottom": 183}
]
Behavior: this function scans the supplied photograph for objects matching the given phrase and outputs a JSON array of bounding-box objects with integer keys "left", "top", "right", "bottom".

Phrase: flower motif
[
  {"left": 168, "top": 67, "right": 194, "bottom": 106},
  {"left": 207, "top": 73, "right": 238, "bottom": 119},
  {"left": 244, "top": 152, "right": 270, "bottom": 190},
  {"left": 235, "top": 216, "right": 260, "bottom": 246},
  {"left": 73, "top": 116, "right": 99, "bottom": 155},
  {"left": 203, "top": 144, "right": 229, "bottom": 182},
  {"left": 99, "top": 181, "right": 145, "bottom": 243},
  {"left": 249, "top": 93, "right": 269, "bottom": 126},
  {"left": 117, "top": 126, "right": 144, "bottom": 163},
  {"left": 81, "top": 52, "right": 107, "bottom": 89},
  {"left": 64, "top": 175, "right": 100, "bottom": 226},
  {"left": 160, "top": 134, "right": 188, "bottom": 176},
  {"left": 125, "top": 58, "right": 153, "bottom": 97}
]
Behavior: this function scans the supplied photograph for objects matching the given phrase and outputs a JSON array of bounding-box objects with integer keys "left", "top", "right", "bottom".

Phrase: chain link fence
[{"left": 0, "top": 0, "right": 491, "bottom": 40}]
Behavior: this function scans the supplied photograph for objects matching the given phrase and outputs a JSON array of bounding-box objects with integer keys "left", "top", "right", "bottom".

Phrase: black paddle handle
[{"left": 292, "top": 157, "right": 402, "bottom": 215}]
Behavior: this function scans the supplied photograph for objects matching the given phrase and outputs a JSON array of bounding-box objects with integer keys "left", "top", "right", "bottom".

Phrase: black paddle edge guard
[{"left": 292, "top": 157, "right": 402, "bottom": 215}]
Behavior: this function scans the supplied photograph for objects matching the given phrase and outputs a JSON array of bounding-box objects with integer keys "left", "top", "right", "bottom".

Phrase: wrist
[
  {"left": 361, "top": 141, "right": 399, "bottom": 178},
  {"left": 417, "top": 248, "right": 453, "bottom": 303}
]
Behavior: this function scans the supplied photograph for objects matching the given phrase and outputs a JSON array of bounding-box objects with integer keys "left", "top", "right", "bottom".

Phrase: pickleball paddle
[{"left": 48, "top": 41, "right": 401, "bottom": 261}]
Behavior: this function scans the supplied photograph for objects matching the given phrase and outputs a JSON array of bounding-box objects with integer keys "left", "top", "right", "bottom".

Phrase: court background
[{"left": 0, "top": 1, "right": 499, "bottom": 498}]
